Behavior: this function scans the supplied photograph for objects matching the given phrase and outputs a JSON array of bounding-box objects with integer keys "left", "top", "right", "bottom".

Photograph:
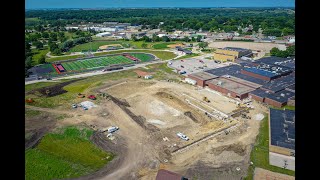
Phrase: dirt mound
[
  {"left": 184, "top": 111, "right": 199, "bottom": 123},
  {"left": 211, "top": 143, "right": 247, "bottom": 156},
  {"left": 167, "top": 43, "right": 184, "bottom": 48},
  {"left": 27, "top": 79, "right": 81, "bottom": 97}
]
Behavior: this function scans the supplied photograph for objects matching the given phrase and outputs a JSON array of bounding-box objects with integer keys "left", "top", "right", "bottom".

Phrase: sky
[{"left": 26, "top": 0, "right": 295, "bottom": 9}]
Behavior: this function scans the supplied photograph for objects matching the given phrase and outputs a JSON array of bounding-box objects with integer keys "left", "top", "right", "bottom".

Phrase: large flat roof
[
  {"left": 270, "top": 108, "right": 295, "bottom": 150},
  {"left": 207, "top": 77, "right": 255, "bottom": 95},
  {"left": 189, "top": 71, "right": 218, "bottom": 80},
  {"left": 265, "top": 90, "right": 295, "bottom": 103},
  {"left": 222, "top": 75, "right": 262, "bottom": 89},
  {"left": 205, "top": 64, "right": 242, "bottom": 76},
  {"left": 205, "top": 64, "right": 269, "bottom": 85},
  {"left": 255, "top": 56, "right": 295, "bottom": 70},
  {"left": 261, "top": 74, "right": 295, "bottom": 92},
  {"left": 244, "top": 67, "right": 278, "bottom": 78}
]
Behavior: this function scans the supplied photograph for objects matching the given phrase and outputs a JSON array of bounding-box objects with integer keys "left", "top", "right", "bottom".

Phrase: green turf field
[
  {"left": 61, "top": 55, "right": 133, "bottom": 71},
  {"left": 129, "top": 53, "right": 152, "bottom": 62}
]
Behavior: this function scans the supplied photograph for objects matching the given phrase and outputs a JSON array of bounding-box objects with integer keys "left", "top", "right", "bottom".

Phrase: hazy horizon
[{"left": 26, "top": 0, "right": 295, "bottom": 9}]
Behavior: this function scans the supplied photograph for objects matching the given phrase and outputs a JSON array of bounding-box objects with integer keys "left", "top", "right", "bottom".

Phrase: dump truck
[
  {"left": 203, "top": 97, "right": 210, "bottom": 103},
  {"left": 25, "top": 98, "right": 34, "bottom": 103}
]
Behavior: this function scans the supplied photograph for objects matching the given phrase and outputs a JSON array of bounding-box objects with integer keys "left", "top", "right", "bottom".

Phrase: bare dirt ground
[
  {"left": 26, "top": 78, "right": 268, "bottom": 180},
  {"left": 208, "top": 41, "right": 286, "bottom": 58},
  {"left": 25, "top": 111, "right": 57, "bottom": 149},
  {"left": 99, "top": 44, "right": 123, "bottom": 49},
  {"left": 254, "top": 168, "right": 295, "bottom": 180}
]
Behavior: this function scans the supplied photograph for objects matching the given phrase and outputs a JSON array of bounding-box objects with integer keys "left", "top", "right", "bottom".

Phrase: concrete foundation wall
[
  {"left": 249, "top": 93, "right": 264, "bottom": 102},
  {"left": 264, "top": 98, "right": 286, "bottom": 108}
]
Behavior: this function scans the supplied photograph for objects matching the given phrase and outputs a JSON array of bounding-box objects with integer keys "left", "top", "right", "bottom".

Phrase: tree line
[{"left": 26, "top": 8, "right": 295, "bottom": 36}]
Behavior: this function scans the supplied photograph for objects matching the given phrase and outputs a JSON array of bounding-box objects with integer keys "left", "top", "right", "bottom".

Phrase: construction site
[{"left": 26, "top": 75, "right": 268, "bottom": 179}]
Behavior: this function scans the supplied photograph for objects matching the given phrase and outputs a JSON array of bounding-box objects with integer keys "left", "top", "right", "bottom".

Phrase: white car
[
  {"left": 176, "top": 132, "right": 189, "bottom": 141},
  {"left": 108, "top": 126, "right": 119, "bottom": 133}
]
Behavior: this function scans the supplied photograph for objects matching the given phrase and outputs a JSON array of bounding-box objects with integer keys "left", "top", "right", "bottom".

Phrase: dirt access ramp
[{"left": 254, "top": 168, "right": 295, "bottom": 180}]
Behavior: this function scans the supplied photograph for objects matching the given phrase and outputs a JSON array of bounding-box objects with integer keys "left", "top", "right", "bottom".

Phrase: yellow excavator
[{"left": 203, "top": 97, "right": 210, "bottom": 103}]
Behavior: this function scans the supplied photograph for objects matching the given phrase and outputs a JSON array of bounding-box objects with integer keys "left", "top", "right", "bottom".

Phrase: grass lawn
[
  {"left": 25, "top": 109, "right": 41, "bottom": 118},
  {"left": 70, "top": 41, "right": 127, "bottom": 52},
  {"left": 25, "top": 82, "right": 61, "bottom": 92},
  {"left": 244, "top": 115, "right": 295, "bottom": 180},
  {"left": 176, "top": 53, "right": 200, "bottom": 60},
  {"left": 130, "top": 41, "right": 153, "bottom": 49},
  {"left": 31, "top": 48, "right": 50, "bottom": 65},
  {"left": 152, "top": 42, "right": 176, "bottom": 49},
  {"left": 46, "top": 55, "right": 85, "bottom": 62},
  {"left": 25, "top": 126, "right": 113, "bottom": 180},
  {"left": 25, "top": 70, "right": 136, "bottom": 108},
  {"left": 271, "top": 105, "right": 295, "bottom": 111}
]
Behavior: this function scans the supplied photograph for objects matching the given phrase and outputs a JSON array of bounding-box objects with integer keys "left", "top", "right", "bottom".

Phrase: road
[{"left": 25, "top": 52, "right": 205, "bottom": 85}]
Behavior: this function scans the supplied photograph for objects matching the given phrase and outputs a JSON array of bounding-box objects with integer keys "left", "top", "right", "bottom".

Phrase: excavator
[
  {"left": 203, "top": 97, "right": 210, "bottom": 103},
  {"left": 77, "top": 93, "right": 85, "bottom": 98}
]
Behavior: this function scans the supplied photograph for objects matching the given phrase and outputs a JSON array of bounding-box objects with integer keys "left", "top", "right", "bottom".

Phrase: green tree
[
  {"left": 270, "top": 47, "right": 280, "bottom": 56},
  {"left": 141, "top": 43, "right": 148, "bottom": 49},
  {"left": 131, "top": 34, "right": 137, "bottom": 41},
  {"left": 198, "top": 42, "right": 208, "bottom": 50},
  {"left": 196, "top": 35, "right": 202, "bottom": 42},
  {"left": 33, "top": 41, "right": 43, "bottom": 50},
  {"left": 286, "top": 45, "right": 295, "bottom": 56},
  {"left": 52, "top": 48, "right": 62, "bottom": 55},
  {"left": 38, "top": 54, "right": 46, "bottom": 64},
  {"left": 162, "top": 36, "right": 170, "bottom": 42},
  {"left": 42, "top": 32, "right": 49, "bottom": 38}
]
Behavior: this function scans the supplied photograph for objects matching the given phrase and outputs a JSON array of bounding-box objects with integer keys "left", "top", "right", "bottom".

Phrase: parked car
[
  {"left": 72, "top": 104, "right": 77, "bottom": 108},
  {"left": 177, "top": 132, "right": 189, "bottom": 141},
  {"left": 108, "top": 126, "right": 119, "bottom": 133}
]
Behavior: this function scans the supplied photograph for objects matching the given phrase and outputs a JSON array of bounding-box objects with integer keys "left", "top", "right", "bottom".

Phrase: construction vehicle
[
  {"left": 25, "top": 98, "right": 34, "bottom": 103},
  {"left": 77, "top": 93, "right": 85, "bottom": 98},
  {"left": 88, "top": 95, "right": 96, "bottom": 100},
  {"left": 45, "top": 89, "right": 51, "bottom": 96},
  {"left": 203, "top": 97, "right": 210, "bottom": 103}
]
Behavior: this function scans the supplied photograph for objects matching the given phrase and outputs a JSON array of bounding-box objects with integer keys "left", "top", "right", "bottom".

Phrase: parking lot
[{"left": 168, "top": 57, "right": 231, "bottom": 75}]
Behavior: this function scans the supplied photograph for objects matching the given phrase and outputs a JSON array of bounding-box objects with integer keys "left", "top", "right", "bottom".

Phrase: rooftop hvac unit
[{"left": 281, "top": 93, "right": 285, "bottom": 97}]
